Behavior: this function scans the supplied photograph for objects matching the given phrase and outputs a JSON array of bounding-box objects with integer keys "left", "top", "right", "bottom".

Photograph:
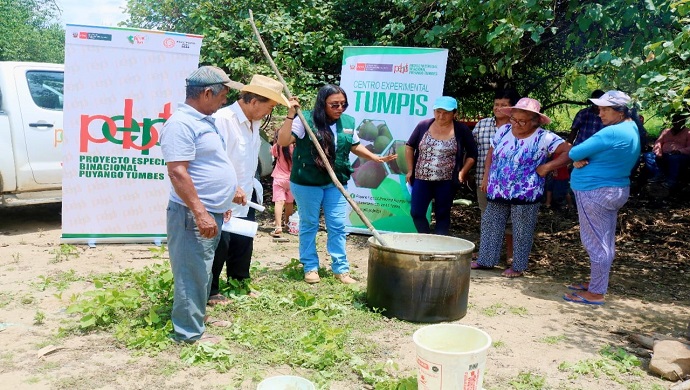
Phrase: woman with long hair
[{"left": 276, "top": 84, "right": 395, "bottom": 284}]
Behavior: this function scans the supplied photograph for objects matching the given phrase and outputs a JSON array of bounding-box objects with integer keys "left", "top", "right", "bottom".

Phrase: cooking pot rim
[{"left": 367, "top": 233, "right": 475, "bottom": 255}]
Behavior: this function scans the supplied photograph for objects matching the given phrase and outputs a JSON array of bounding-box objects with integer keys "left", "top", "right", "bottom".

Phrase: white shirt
[
  {"left": 214, "top": 102, "right": 261, "bottom": 217},
  {"left": 291, "top": 116, "right": 360, "bottom": 151}
]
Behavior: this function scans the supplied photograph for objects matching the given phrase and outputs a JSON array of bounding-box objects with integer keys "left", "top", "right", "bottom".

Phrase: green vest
[{"left": 291, "top": 112, "right": 357, "bottom": 186}]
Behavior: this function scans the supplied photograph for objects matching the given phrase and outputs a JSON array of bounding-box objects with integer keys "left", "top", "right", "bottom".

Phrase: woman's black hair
[
  {"left": 494, "top": 88, "right": 521, "bottom": 105},
  {"left": 612, "top": 105, "right": 648, "bottom": 149},
  {"left": 670, "top": 113, "right": 688, "bottom": 135},
  {"left": 311, "top": 84, "right": 347, "bottom": 172},
  {"left": 273, "top": 131, "right": 292, "bottom": 166}
]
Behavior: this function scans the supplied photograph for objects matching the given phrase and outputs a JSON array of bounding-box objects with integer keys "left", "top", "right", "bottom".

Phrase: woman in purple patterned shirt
[{"left": 471, "top": 98, "right": 570, "bottom": 277}]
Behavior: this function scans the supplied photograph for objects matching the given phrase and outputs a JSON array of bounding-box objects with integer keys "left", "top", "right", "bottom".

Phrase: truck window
[{"left": 26, "top": 71, "right": 64, "bottom": 111}]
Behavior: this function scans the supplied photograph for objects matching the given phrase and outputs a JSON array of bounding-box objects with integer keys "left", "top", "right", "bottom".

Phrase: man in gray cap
[
  {"left": 160, "top": 65, "right": 238, "bottom": 344},
  {"left": 207, "top": 75, "right": 299, "bottom": 305}
]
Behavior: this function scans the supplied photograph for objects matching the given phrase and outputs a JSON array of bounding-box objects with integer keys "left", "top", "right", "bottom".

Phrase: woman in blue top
[
  {"left": 471, "top": 98, "right": 570, "bottom": 277},
  {"left": 564, "top": 91, "right": 642, "bottom": 305}
]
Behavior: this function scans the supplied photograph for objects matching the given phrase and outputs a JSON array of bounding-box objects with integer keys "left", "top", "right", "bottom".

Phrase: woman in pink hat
[{"left": 471, "top": 97, "right": 571, "bottom": 277}]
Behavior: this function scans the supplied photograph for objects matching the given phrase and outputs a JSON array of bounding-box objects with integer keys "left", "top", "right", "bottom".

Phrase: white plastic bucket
[
  {"left": 256, "top": 375, "right": 315, "bottom": 390},
  {"left": 413, "top": 324, "right": 492, "bottom": 390},
  {"left": 287, "top": 212, "right": 300, "bottom": 235}
]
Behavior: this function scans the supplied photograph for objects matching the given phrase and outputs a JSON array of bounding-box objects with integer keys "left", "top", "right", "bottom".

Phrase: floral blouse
[
  {"left": 415, "top": 131, "right": 457, "bottom": 181},
  {"left": 487, "top": 124, "right": 563, "bottom": 203}
]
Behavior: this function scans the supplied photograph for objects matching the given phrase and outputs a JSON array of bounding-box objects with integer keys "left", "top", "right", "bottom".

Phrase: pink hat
[{"left": 498, "top": 97, "right": 551, "bottom": 125}]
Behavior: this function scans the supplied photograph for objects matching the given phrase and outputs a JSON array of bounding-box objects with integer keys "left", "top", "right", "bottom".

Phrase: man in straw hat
[
  {"left": 208, "top": 75, "right": 299, "bottom": 306},
  {"left": 160, "top": 65, "right": 238, "bottom": 344}
]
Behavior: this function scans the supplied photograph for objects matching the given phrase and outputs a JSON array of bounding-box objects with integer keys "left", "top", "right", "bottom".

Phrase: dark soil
[{"left": 258, "top": 175, "right": 690, "bottom": 305}]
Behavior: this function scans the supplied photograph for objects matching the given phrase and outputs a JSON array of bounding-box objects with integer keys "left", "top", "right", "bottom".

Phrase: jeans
[
  {"left": 410, "top": 179, "right": 455, "bottom": 235},
  {"left": 167, "top": 200, "right": 223, "bottom": 342},
  {"left": 290, "top": 182, "right": 349, "bottom": 275}
]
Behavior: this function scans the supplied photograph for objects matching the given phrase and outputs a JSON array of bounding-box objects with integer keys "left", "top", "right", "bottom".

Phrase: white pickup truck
[
  {"left": 0, "top": 61, "right": 274, "bottom": 207},
  {"left": 0, "top": 61, "right": 64, "bottom": 206}
]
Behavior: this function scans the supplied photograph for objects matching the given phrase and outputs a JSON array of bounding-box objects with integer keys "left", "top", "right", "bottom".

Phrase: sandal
[
  {"left": 204, "top": 316, "right": 232, "bottom": 328},
  {"left": 270, "top": 227, "right": 282, "bottom": 238},
  {"left": 501, "top": 268, "right": 524, "bottom": 278},
  {"left": 471, "top": 261, "right": 494, "bottom": 270},
  {"left": 207, "top": 294, "right": 232, "bottom": 306}
]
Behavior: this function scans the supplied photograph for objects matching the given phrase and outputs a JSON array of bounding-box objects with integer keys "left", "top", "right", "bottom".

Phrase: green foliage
[
  {"left": 0, "top": 292, "right": 11, "bottom": 308},
  {"left": 558, "top": 345, "right": 644, "bottom": 386},
  {"left": 117, "top": 0, "right": 688, "bottom": 120},
  {"left": 371, "top": 374, "right": 418, "bottom": 389},
  {"left": 64, "top": 257, "right": 417, "bottom": 386},
  {"left": 51, "top": 244, "right": 80, "bottom": 263},
  {"left": 480, "top": 302, "right": 528, "bottom": 317},
  {"left": 65, "top": 261, "right": 174, "bottom": 353},
  {"left": 0, "top": 0, "right": 64, "bottom": 62},
  {"left": 540, "top": 335, "right": 566, "bottom": 345},
  {"left": 66, "top": 285, "right": 141, "bottom": 329},
  {"left": 33, "top": 310, "right": 45, "bottom": 325},
  {"left": 122, "top": 0, "right": 396, "bottom": 104},
  {"left": 573, "top": 0, "right": 690, "bottom": 118},
  {"left": 508, "top": 371, "right": 546, "bottom": 389},
  {"left": 32, "top": 270, "right": 80, "bottom": 292},
  {"left": 180, "top": 342, "right": 235, "bottom": 372}
]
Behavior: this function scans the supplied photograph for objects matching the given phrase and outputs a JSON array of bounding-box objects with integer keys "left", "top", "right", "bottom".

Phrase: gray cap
[
  {"left": 185, "top": 66, "right": 243, "bottom": 90},
  {"left": 589, "top": 90, "right": 631, "bottom": 107}
]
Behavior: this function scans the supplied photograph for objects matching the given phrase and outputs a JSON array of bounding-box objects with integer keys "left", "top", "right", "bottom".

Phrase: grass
[
  {"left": 62, "top": 256, "right": 418, "bottom": 388},
  {"left": 540, "top": 335, "right": 567, "bottom": 345},
  {"left": 50, "top": 243, "right": 80, "bottom": 263},
  {"left": 481, "top": 303, "right": 529, "bottom": 317},
  {"left": 0, "top": 291, "right": 13, "bottom": 308},
  {"left": 558, "top": 345, "right": 647, "bottom": 388},
  {"left": 32, "top": 270, "right": 81, "bottom": 292},
  {"left": 508, "top": 372, "right": 546, "bottom": 389}
]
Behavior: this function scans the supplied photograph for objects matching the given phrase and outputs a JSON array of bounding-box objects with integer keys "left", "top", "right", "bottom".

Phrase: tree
[
  {"left": 377, "top": 0, "right": 681, "bottom": 116},
  {"left": 122, "top": 0, "right": 397, "bottom": 103},
  {"left": 120, "top": 0, "right": 688, "bottom": 118},
  {"left": 580, "top": 0, "right": 690, "bottom": 119},
  {"left": 0, "top": 0, "right": 64, "bottom": 63}
]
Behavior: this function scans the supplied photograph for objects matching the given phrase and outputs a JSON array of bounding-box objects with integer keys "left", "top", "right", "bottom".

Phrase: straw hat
[
  {"left": 241, "top": 75, "right": 289, "bottom": 106},
  {"left": 498, "top": 97, "right": 551, "bottom": 125}
]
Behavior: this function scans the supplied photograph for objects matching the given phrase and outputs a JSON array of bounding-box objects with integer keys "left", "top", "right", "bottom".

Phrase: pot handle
[{"left": 419, "top": 254, "right": 458, "bottom": 261}]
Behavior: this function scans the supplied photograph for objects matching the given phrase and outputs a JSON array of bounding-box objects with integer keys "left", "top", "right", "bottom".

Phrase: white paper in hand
[{"left": 221, "top": 217, "right": 258, "bottom": 237}]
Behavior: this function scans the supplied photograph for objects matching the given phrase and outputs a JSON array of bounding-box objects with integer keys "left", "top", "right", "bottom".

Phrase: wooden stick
[{"left": 248, "top": 9, "right": 389, "bottom": 247}]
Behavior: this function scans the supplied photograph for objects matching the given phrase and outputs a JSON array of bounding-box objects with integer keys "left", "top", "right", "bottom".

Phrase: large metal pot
[{"left": 367, "top": 233, "right": 474, "bottom": 323}]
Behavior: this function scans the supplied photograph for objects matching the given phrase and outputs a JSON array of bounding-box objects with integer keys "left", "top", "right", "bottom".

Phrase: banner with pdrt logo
[
  {"left": 62, "top": 25, "right": 203, "bottom": 243},
  {"left": 340, "top": 47, "right": 448, "bottom": 234}
]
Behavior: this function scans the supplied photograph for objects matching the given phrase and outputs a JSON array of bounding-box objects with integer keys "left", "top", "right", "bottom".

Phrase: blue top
[
  {"left": 160, "top": 103, "right": 237, "bottom": 213},
  {"left": 569, "top": 120, "right": 641, "bottom": 191},
  {"left": 487, "top": 124, "right": 563, "bottom": 204}
]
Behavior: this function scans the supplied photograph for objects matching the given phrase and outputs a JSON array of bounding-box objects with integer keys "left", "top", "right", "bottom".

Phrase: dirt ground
[{"left": 0, "top": 193, "right": 688, "bottom": 389}]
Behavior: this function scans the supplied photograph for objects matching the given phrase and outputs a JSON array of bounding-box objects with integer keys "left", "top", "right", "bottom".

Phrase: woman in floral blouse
[{"left": 471, "top": 98, "right": 570, "bottom": 277}]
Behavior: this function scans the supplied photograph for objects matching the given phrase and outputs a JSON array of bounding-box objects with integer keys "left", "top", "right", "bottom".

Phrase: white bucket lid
[{"left": 257, "top": 375, "right": 315, "bottom": 390}]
